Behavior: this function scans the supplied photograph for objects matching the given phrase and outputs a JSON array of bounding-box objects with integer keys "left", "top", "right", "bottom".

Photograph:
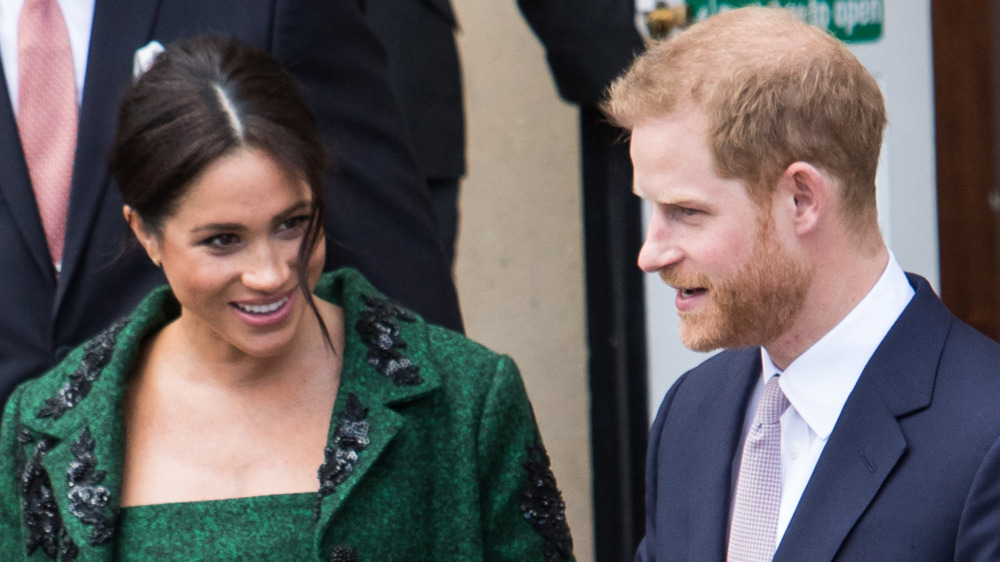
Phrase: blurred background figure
[
  {"left": 373, "top": 1, "right": 650, "bottom": 559},
  {"left": 365, "top": 0, "right": 645, "bottom": 266}
]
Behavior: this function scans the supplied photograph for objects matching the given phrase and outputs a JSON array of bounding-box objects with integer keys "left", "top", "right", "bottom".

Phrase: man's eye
[{"left": 668, "top": 205, "right": 700, "bottom": 218}]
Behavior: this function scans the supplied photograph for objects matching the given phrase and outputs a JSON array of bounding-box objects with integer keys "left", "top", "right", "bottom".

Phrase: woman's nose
[{"left": 242, "top": 243, "right": 292, "bottom": 292}]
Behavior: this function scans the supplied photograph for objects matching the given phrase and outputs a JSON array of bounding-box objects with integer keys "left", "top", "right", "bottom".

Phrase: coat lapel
[
  {"left": 36, "top": 420, "right": 122, "bottom": 562},
  {"left": 55, "top": 0, "right": 162, "bottom": 311},
  {"left": 0, "top": 59, "right": 55, "bottom": 281},
  {"left": 19, "top": 351, "right": 129, "bottom": 562},
  {"left": 313, "top": 270, "right": 443, "bottom": 541},
  {"left": 775, "top": 274, "right": 948, "bottom": 560},
  {"left": 16, "top": 291, "right": 161, "bottom": 560}
]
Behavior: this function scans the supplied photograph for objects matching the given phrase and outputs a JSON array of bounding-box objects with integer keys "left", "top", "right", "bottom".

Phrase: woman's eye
[
  {"left": 277, "top": 215, "right": 310, "bottom": 233},
  {"left": 203, "top": 233, "right": 241, "bottom": 248}
]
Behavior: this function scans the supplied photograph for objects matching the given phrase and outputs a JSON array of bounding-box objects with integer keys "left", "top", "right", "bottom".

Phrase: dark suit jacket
[
  {"left": 366, "top": 0, "right": 464, "bottom": 181},
  {"left": 364, "top": 0, "right": 644, "bottom": 182},
  {"left": 0, "top": 0, "right": 463, "bottom": 405},
  {"left": 637, "top": 274, "right": 1000, "bottom": 561}
]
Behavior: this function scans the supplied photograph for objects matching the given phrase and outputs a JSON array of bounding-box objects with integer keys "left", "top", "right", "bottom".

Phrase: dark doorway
[
  {"left": 580, "top": 106, "right": 649, "bottom": 561},
  {"left": 932, "top": 0, "right": 1000, "bottom": 339}
]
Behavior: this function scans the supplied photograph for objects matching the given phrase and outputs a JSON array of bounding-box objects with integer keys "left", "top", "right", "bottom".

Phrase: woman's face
[{"left": 130, "top": 147, "right": 325, "bottom": 361}]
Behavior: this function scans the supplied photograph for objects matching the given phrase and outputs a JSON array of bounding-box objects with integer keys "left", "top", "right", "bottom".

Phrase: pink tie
[
  {"left": 728, "top": 376, "right": 789, "bottom": 562},
  {"left": 17, "top": 0, "right": 77, "bottom": 269}
]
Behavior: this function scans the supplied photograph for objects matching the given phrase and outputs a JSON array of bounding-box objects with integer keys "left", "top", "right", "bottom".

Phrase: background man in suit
[
  {"left": 605, "top": 7, "right": 1000, "bottom": 560},
  {"left": 0, "top": 0, "right": 463, "bottom": 405},
  {"left": 365, "top": 0, "right": 644, "bottom": 265}
]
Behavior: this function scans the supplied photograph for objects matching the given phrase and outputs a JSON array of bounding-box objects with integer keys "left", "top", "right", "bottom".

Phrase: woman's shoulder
[
  {"left": 324, "top": 267, "right": 517, "bottom": 394},
  {"left": 4, "top": 286, "right": 178, "bottom": 420},
  {"left": 6, "top": 317, "right": 129, "bottom": 419}
]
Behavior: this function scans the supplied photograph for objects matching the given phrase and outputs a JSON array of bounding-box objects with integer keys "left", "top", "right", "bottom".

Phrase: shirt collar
[{"left": 761, "top": 253, "right": 915, "bottom": 439}]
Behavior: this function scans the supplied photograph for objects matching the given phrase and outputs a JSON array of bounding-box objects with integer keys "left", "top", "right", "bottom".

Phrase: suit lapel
[
  {"left": 773, "top": 375, "right": 907, "bottom": 561},
  {"left": 0, "top": 59, "right": 56, "bottom": 281},
  {"left": 56, "top": 0, "right": 162, "bottom": 310},
  {"left": 19, "top": 329, "right": 132, "bottom": 562},
  {"left": 775, "top": 275, "right": 948, "bottom": 560},
  {"left": 668, "top": 349, "right": 759, "bottom": 560}
]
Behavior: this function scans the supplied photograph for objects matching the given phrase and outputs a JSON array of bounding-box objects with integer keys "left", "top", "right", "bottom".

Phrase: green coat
[{"left": 0, "top": 269, "right": 574, "bottom": 561}]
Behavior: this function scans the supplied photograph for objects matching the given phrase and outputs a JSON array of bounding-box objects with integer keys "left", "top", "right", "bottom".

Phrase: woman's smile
[{"left": 231, "top": 291, "right": 295, "bottom": 327}]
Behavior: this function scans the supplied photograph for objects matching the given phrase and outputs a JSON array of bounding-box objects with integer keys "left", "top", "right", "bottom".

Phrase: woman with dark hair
[{"left": 0, "top": 37, "right": 572, "bottom": 561}]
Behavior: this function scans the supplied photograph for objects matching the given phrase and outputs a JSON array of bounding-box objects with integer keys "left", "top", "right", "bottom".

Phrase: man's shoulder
[
  {"left": 898, "top": 272, "right": 1000, "bottom": 367},
  {"left": 678, "top": 347, "right": 761, "bottom": 389},
  {"left": 648, "top": 347, "right": 759, "bottom": 427}
]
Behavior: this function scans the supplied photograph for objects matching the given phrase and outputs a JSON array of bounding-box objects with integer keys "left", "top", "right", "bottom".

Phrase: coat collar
[
  {"left": 310, "top": 269, "right": 443, "bottom": 538},
  {"left": 17, "top": 286, "right": 168, "bottom": 559},
  {"left": 17, "top": 268, "right": 442, "bottom": 558},
  {"left": 774, "top": 273, "right": 950, "bottom": 560}
]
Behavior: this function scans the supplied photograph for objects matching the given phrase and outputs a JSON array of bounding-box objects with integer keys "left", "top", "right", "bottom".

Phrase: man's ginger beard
[{"left": 661, "top": 214, "right": 812, "bottom": 352}]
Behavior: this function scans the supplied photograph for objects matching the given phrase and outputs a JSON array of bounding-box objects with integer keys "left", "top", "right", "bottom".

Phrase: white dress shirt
[
  {"left": 737, "top": 253, "right": 915, "bottom": 546},
  {"left": 0, "top": 0, "right": 95, "bottom": 113}
]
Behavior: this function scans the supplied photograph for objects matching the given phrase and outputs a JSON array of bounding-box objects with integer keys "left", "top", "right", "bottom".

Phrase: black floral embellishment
[
  {"left": 316, "top": 394, "right": 371, "bottom": 519},
  {"left": 22, "top": 439, "right": 79, "bottom": 560},
  {"left": 37, "top": 318, "right": 127, "bottom": 420},
  {"left": 356, "top": 294, "right": 423, "bottom": 385},
  {"left": 66, "top": 428, "right": 116, "bottom": 545},
  {"left": 330, "top": 544, "right": 358, "bottom": 562},
  {"left": 521, "top": 440, "right": 573, "bottom": 562},
  {"left": 16, "top": 424, "right": 34, "bottom": 469}
]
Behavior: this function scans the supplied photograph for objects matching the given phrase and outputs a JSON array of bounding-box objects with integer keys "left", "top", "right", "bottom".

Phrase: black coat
[{"left": 365, "top": 0, "right": 645, "bottom": 181}]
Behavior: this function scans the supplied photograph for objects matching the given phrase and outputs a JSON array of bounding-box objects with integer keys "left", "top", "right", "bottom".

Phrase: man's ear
[
  {"left": 778, "top": 162, "right": 827, "bottom": 236},
  {"left": 123, "top": 205, "right": 163, "bottom": 268}
]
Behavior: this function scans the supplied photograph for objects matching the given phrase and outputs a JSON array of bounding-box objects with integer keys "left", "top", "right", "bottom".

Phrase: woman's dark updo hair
[{"left": 110, "top": 36, "right": 333, "bottom": 348}]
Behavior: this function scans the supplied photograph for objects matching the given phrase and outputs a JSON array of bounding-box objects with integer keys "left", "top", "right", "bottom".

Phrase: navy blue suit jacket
[
  {"left": 0, "top": 0, "right": 463, "bottom": 405},
  {"left": 638, "top": 274, "right": 1000, "bottom": 561}
]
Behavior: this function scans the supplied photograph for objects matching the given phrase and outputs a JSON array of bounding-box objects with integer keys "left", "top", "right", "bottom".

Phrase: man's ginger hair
[{"left": 604, "top": 7, "right": 886, "bottom": 230}]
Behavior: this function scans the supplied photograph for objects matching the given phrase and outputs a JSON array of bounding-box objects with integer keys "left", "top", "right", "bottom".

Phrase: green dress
[
  {"left": 115, "top": 493, "right": 315, "bottom": 560},
  {"left": 0, "top": 268, "right": 574, "bottom": 561}
]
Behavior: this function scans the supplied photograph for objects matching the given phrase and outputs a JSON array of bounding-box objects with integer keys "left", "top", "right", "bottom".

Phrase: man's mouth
[{"left": 679, "top": 288, "right": 707, "bottom": 298}]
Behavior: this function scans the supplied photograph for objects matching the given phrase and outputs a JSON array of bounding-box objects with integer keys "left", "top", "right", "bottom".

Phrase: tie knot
[{"left": 756, "top": 376, "right": 789, "bottom": 425}]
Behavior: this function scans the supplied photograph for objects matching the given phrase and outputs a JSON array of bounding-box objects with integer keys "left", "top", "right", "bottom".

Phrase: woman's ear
[{"left": 123, "top": 205, "right": 162, "bottom": 268}]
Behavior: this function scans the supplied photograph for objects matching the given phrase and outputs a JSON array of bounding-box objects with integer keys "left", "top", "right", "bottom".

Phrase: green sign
[{"left": 687, "top": 0, "right": 884, "bottom": 43}]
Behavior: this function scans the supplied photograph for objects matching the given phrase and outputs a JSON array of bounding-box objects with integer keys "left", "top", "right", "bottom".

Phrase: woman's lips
[{"left": 231, "top": 291, "right": 295, "bottom": 326}]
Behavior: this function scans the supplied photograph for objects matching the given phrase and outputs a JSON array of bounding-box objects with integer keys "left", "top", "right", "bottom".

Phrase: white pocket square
[{"left": 132, "top": 40, "right": 165, "bottom": 82}]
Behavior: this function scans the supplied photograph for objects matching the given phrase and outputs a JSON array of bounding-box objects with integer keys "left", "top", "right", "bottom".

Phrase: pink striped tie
[
  {"left": 727, "top": 376, "right": 789, "bottom": 561},
  {"left": 17, "top": 0, "right": 77, "bottom": 269}
]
